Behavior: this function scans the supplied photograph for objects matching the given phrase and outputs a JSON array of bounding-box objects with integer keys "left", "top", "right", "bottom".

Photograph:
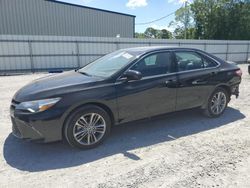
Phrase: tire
[
  {"left": 203, "top": 87, "right": 229, "bottom": 118},
  {"left": 64, "top": 105, "right": 111, "bottom": 149}
]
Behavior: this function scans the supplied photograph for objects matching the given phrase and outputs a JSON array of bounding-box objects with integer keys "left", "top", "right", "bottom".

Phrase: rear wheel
[
  {"left": 64, "top": 105, "right": 111, "bottom": 149},
  {"left": 203, "top": 87, "right": 229, "bottom": 118}
]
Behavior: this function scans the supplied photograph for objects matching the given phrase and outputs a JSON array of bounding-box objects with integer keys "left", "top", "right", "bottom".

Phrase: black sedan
[{"left": 10, "top": 47, "right": 242, "bottom": 149}]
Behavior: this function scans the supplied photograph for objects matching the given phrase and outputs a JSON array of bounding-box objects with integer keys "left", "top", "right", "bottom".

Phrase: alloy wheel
[
  {"left": 210, "top": 91, "right": 227, "bottom": 115},
  {"left": 73, "top": 113, "right": 106, "bottom": 145}
]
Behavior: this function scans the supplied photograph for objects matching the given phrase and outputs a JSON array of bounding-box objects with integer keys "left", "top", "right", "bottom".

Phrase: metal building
[{"left": 0, "top": 0, "right": 135, "bottom": 38}]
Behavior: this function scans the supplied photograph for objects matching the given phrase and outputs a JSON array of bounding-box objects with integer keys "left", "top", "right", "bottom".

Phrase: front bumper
[
  {"left": 11, "top": 116, "right": 44, "bottom": 142},
  {"left": 10, "top": 100, "right": 65, "bottom": 143}
]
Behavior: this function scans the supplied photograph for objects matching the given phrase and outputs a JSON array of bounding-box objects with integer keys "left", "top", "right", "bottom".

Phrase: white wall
[{"left": 0, "top": 35, "right": 249, "bottom": 72}]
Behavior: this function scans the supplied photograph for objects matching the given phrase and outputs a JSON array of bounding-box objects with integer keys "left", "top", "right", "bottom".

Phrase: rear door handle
[
  {"left": 165, "top": 79, "right": 177, "bottom": 87},
  {"left": 192, "top": 80, "right": 207, "bottom": 85}
]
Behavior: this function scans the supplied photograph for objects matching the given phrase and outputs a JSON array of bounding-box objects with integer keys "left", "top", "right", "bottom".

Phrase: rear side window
[
  {"left": 175, "top": 52, "right": 203, "bottom": 71},
  {"left": 175, "top": 51, "right": 217, "bottom": 72},
  {"left": 203, "top": 57, "right": 218, "bottom": 68}
]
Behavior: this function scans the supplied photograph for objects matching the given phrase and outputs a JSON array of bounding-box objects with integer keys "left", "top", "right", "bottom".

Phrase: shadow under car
[{"left": 3, "top": 107, "right": 245, "bottom": 172}]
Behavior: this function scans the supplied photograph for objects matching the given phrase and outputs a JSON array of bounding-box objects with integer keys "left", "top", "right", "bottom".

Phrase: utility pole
[{"left": 184, "top": 0, "right": 188, "bottom": 39}]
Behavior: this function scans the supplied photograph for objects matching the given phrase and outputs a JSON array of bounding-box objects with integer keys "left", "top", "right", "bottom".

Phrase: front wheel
[
  {"left": 203, "top": 88, "right": 229, "bottom": 118},
  {"left": 64, "top": 105, "right": 111, "bottom": 149}
]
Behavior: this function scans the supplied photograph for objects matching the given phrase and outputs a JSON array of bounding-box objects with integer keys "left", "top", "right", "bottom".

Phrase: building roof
[{"left": 46, "top": 0, "right": 136, "bottom": 18}]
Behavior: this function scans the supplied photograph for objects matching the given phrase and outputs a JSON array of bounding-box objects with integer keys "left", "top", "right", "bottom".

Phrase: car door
[
  {"left": 115, "top": 51, "right": 178, "bottom": 123},
  {"left": 174, "top": 50, "right": 219, "bottom": 111}
]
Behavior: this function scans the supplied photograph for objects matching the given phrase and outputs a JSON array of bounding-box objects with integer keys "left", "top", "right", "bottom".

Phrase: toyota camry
[{"left": 10, "top": 47, "right": 242, "bottom": 149}]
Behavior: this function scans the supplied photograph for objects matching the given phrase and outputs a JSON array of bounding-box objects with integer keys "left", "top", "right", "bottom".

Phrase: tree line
[{"left": 135, "top": 0, "right": 250, "bottom": 40}]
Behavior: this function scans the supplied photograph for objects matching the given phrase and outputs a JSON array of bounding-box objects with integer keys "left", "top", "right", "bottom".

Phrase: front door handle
[
  {"left": 165, "top": 79, "right": 177, "bottom": 87},
  {"left": 211, "top": 71, "right": 218, "bottom": 75}
]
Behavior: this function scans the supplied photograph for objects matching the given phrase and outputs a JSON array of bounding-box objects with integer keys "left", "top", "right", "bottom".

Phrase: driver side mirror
[{"left": 123, "top": 70, "right": 142, "bottom": 81}]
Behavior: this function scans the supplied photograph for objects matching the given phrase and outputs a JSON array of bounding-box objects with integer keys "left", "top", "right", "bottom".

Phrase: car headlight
[{"left": 16, "top": 98, "right": 61, "bottom": 113}]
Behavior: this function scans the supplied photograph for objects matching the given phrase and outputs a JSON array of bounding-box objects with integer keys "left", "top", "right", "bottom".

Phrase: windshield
[{"left": 79, "top": 50, "right": 137, "bottom": 78}]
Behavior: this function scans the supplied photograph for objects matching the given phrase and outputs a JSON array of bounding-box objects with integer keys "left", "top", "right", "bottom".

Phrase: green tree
[
  {"left": 169, "top": 5, "right": 195, "bottom": 39},
  {"left": 173, "top": 27, "right": 195, "bottom": 39},
  {"left": 191, "top": 0, "right": 250, "bottom": 40},
  {"left": 144, "top": 27, "right": 158, "bottom": 38},
  {"left": 160, "top": 29, "right": 172, "bottom": 39},
  {"left": 135, "top": 32, "right": 146, "bottom": 38},
  {"left": 134, "top": 27, "right": 172, "bottom": 39}
]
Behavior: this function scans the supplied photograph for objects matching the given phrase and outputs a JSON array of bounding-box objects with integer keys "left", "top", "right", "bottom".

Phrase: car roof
[
  {"left": 121, "top": 46, "right": 225, "bottom": 65},
  {"left": 124, "top": 46, "right": 202, "bottom": 56}
]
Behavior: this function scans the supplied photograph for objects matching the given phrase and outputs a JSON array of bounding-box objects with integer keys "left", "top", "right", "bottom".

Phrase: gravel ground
[{"left": 0, "top": 64, "right": 250, "bottom": 188}]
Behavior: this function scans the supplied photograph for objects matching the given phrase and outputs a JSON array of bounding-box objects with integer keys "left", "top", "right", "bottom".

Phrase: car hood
[{"left": 13, "top": 71, "right": 104, "bottom": 102}]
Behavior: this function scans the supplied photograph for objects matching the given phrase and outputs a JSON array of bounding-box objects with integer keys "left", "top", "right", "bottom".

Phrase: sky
[{"left": 59, "top": 0, "right": 184, "bottom": 33}]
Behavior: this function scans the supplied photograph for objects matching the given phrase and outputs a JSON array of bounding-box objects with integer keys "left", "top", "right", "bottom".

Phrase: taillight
[{"left": 235, "top": 69, "right": 242, "bottom": 77}]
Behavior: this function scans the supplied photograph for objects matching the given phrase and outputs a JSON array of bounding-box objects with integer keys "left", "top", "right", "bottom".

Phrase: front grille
[{"left": 11, "top": 117, "right": 22, "bottom": 138}]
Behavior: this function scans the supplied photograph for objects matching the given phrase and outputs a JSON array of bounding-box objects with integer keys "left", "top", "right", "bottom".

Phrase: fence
[{"left": 0, "top": 35, "right": 249, "bottom": 73}]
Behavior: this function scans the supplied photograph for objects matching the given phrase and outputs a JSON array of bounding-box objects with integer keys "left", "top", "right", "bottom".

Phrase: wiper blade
[{"left": 77, "top": 70, "right": 92, "bottom": 77}]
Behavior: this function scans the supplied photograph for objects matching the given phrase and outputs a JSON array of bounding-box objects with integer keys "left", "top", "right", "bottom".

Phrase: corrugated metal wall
[
  {"left": 0, "top": 35, "right": 249, "bottom": 73},
  {"left": 0, "top": 0, "right": 135, "bottom": 38}
]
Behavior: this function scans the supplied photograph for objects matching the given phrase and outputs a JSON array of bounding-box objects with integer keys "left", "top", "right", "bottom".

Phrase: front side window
[
  {"left": 175, "top": 51, "right": 218, "bottom": 72},
  {"left": 131, "top": 52, "right": 173, "bottom": 77},
  {"left": 79, "top": 50, "right": 137, "bottom": 78}
]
